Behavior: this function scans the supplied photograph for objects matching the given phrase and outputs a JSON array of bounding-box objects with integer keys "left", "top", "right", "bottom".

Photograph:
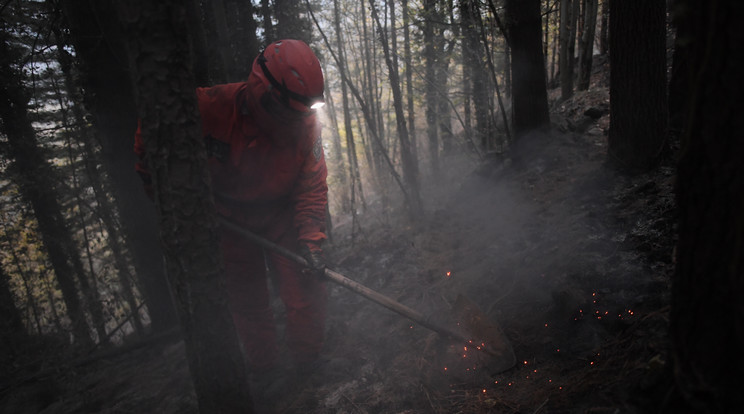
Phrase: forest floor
[{"left": 2, "top": 68, "right": 679, "bottom": 413}]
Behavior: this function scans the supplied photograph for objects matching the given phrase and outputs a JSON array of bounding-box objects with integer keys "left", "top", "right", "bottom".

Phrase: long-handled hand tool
[{"left": 218, "top": 217, "right": 516, "bottom": 372}]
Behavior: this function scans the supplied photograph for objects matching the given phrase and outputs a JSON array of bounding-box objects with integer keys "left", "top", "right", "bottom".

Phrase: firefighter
[{"left": 134, "top": 39, "right": 329, "bottom": 383}]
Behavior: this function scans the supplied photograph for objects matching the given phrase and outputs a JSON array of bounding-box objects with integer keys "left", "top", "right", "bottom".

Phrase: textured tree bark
[
  {"left": 577, "top": 0, "right": 597, "bottom": 91},
  {"left": 669, "top": 1, "right": 744, "bottom": 412},
  {"left": 607, "top": 0, "right": 667, "bottom": 173},
  {"left": 559, "top": 0, "right": 577, "bottom": 100},
  {"left": 599, "top": 0, "right": 608, "bottom": 55},
  {"left": 116, "top": 1, "right": 253, "bottom": 411},
  {"left": 60, "top": 0, "right": 179, "bottom": 333},
  {"left": 504, "top": 0, "right": 551, "bottom": 138}
]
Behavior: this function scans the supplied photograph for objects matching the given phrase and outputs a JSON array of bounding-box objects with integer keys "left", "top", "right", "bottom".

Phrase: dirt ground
[{"left": 1, "top": 74, "right": 678, "bottom": 413}]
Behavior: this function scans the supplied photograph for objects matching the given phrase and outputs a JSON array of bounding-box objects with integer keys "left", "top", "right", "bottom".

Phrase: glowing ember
[
  {"left": 446, "top": 271, "right": 452, "bottom": 277},
  {"left": 482, "top": 389, "right": 486, "bottom": 393}
]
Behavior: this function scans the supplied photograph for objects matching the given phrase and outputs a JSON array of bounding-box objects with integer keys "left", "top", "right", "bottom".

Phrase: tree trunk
[
  {"left": 369, "top": 0, "right": 424, "bottom": 218},
  {"left": 321, "top": 62, "right": 350, "bottom": 213},
  {"left": 332, "top": 0, "right": 364, "bottom": 230},
  {"left": 0, "top": 262, "right": 26, "bottom": 348},
  {"left": 275, "top": 0, "right": 312, "bottom": 42},
  {"left": 402, "top": 0, "right": 417, "bottom": 164},
  {"left": 54, "top": 36, "right": 145, "bottom": 336},
  {"left": 60, "top": 0, "right": 179, "bottom": 333},
  {"left": 3, "top": 240, "right": 43, "bottom": 335},
  {"left": 668, "top": 0, "right": 691, "bottom": 143},
  {"left": 306, "top": 0, "right": 411, "bottom": 215},
  {"left": 577, "top": 0, "right": 597, "bottom": 90},
  {"left": 185, "top": 0, "right": 211, "bottom": 86},
  {"left": 559, "top": 0, "right": 576, "bottom": 100},
  {"left": 116, "top": 1, "right": 252, "bottom": 411},
  {"left": 360, "top": 1, "right": 386, "bottom": 187},
  {"left": 224, "top": 0, "right": 260, "bottom": 82},
  {"left": 201, "top": 0, "right": 231, "bottom": 84},
  {"left": 550, "top": 4, "right": 559, "bottom": 85},
  {"left": 504, "top": 0, "right": 550, "bottom": 138},
  {"left": 0, "top": 28, "right": 93, "bottom": 346},
  {"left": 667, "top": 1, "right": 744, "bottom": 412},
  {"left": 438, "top": 0, "right": 456, "bottom": 154},
  {"left": 607, "top": 0, "right": 667, "bottom": 173},
  {"left": 599, "top": 0, "right": 608, "bottom": 55},
  {"left": 423, "top": 0, "right": 439, "bottom": 174},
  {"left": 260, "top": 0, "right": 275, "bottom": 41},
  {"left": 460, "top": 0, "right": 490, "bottom": 150}
]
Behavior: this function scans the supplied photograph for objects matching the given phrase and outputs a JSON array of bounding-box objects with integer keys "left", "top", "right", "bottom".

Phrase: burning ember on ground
[{"left": 573, "top": 291, "right": 636, "bottom": 322}]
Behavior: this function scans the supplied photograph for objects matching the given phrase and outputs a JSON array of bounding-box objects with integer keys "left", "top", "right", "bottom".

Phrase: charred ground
[{"left": 1, "top": 73, "right": 678, "bottom": 413}]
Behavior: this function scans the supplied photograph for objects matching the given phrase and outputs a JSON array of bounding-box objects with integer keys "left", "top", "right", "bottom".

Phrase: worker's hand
[{"left": 299, "top": 243, "right": 326, "bottom": 278}]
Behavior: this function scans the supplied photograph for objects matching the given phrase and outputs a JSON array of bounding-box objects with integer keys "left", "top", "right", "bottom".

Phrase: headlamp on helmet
[{"left": 255, "top": 40, "right": 325, "bottom": 113}]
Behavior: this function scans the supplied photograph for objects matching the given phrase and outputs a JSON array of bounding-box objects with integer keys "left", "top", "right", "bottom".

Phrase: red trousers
[{"left": 220, "top": 225, "right": 327, "bottom": 372}]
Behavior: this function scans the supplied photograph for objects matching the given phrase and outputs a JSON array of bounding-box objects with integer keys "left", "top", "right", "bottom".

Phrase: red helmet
[{"left": 253, "top": 39, "right": 325, "bottom": 113}]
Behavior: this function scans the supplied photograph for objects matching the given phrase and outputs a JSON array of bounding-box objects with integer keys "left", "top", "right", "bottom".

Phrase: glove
[{"left": 299, "top": 243, "right": 326, "bottom": 277}]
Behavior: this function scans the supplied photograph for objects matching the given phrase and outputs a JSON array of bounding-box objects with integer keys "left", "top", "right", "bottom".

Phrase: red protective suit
[{"left": 134, "top": 73, "right": 328, "bottom": 371}]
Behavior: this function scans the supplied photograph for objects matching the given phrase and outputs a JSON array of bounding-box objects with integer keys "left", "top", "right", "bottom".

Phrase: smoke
[{"left": 261, "top": 128, "right": 674, "bottom": 411}]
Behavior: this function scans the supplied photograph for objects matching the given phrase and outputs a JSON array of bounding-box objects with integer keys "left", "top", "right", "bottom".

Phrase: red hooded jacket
[{"left": 134, "top": 81, "right": 328, "bottom": 246}]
